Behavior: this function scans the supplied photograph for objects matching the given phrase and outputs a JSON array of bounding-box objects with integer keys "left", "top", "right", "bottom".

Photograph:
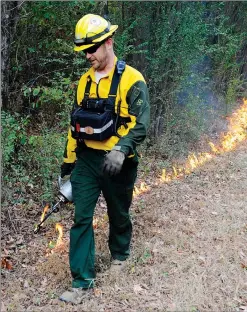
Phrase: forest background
[{"left": 1, "top": 1, "right": 247, "bottom": 213}]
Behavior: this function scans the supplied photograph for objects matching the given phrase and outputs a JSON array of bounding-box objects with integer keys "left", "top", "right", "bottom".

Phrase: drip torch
[{"left": 34, "top": 177, "right": 73, "bottom": 234}]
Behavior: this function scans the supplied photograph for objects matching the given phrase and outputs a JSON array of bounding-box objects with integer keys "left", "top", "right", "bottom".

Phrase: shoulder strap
[
  {"left": 76, "top": 76, "right": 91, "bottom": 108},
  {"left": 84, "top": 76, "right": 92, "bottom": 98},
  {"left": 75, "top": 62, "right": 125, "bottom": 109},
  {"left": 108, "top": 60, "right": 126, "bottom": 103}
]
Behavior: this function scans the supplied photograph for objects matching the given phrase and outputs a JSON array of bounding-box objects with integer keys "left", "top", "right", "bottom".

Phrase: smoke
[{"left": 176, "top": 55, "right": 229, "bottom": 137}]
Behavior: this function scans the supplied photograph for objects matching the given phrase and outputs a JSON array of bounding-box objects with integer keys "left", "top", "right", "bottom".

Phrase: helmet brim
[{"left": 74, "top": 25, "right": 118, "bottom": 52}]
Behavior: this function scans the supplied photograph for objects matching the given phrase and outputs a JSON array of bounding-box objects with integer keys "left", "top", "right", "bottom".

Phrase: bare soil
[{"left": 2, "top": 140, "right": 247, "bottom": 312}]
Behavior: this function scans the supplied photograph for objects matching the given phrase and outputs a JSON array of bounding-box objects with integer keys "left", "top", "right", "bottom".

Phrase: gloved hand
[
  {"left": 103, "top": 150, "right": 125, "bottom": 176},
  {"left": 60, "top": 162, "right": 75, "bottom": 178}
]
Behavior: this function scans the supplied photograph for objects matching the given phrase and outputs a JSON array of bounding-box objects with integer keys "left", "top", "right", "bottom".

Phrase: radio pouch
[{"left": 71, "top": 60, "right": 126, "bottom": 141}]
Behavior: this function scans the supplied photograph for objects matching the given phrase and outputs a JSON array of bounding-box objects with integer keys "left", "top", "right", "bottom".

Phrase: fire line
[{"left": 161, "top": 99, "right": 247, "bottom": 183}]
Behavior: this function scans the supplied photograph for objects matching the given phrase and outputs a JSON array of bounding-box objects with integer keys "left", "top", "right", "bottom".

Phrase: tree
[{"left": 1, "top": 1, "right": 21, "bottom": 110}]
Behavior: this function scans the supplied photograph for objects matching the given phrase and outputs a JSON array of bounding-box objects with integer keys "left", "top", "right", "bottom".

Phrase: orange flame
[
  {"left": 209, "top": 99, "right": 247, "bottom": 153},
  {"left": 133, "top": 182, "right": 150, "bottom": 197},
  {"left": 161, "top": 99, "right": 247, "bottom": 183},
  {"left": 55, "top": 223, "right": 63, "bottom": 246},
  {"left": 40, "top": 204, "right": 49, "bottom": 223}
]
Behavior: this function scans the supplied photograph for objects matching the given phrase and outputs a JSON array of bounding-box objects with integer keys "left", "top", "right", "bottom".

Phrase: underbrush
[{"left": 1, "top": 111, "right": 66, "bottom": 207}]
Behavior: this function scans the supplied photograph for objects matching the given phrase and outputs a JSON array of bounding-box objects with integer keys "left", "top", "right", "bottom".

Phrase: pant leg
[
  {"left": 101, "top": 156, "right": 138, "bottom": 261},
  {"left": 70, "top": 154, "right": 101, "bottom": 289}
]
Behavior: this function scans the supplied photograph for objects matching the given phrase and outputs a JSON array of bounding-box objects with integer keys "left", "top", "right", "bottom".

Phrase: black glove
[
  {"left": 103, "top": 150, "right": 125, "bottom": 176},
  {"left": 60, "top": 162, "right": 75, "bottom": 178}
]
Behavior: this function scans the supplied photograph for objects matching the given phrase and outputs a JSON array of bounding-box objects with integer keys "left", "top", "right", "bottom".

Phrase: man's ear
[{"left": 105, "top": 37, "right": 113, "bottom": 50}]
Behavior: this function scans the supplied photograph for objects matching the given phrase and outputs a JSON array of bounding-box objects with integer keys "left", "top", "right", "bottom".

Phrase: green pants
[{"left": 70, "top": 147, "right": 138, "bottom": 289}]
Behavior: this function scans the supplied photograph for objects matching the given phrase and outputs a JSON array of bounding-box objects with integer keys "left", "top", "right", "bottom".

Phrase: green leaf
[
  {"left": 44, "top": 12, "right": 50, "bottom": 19},
  {"left": 33, "top": 87, "right": 40, "bottom": 96},
  {"left": 48, "top": 241, "right": 56, "bottom": 249},
  {"left": 20, "top": 137, "right": 27, "bottom": 145},
  {"left": 23, "top": 88, "right": 31, "bottom": 97},
  {"left": 28, "top": 47, "right": 36, "bottom": 53}
]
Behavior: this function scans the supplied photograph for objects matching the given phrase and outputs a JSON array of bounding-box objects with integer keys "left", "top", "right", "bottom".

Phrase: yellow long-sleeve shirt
[{"left": 63, "top": 57, "right": 150, "bottom": 163}]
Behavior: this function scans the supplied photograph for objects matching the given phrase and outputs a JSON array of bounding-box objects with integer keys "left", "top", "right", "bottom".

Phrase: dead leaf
[
  {"left": 41, "top": 277, "right": 47, "bottom": 287},
  {"left": 103, "top": 214, "right": 109, "bottom": 221},
  {"left": 211, "top": 211, "right": 218, "bottom": 215},
  {"left": 94, "top": 288, "right": 102, "bottom": 297},
  {"left": 24, "top": 280, "right": 29, "bottom": 288},
  {"left": 133, "top": 284, "right": 143, "bottom": 294},
  {"left": 1, "top": 258, "right": 13, "bottom": 270},
  {"left": 16, "top": 238, "right": 24, "bottom": 246},
  {"left": 6, "top": 237, "right": 15, "bottom": 244},
  {"left": 140, "top": 283, "right": 149, "bottom": 290},
  {"left": 240, "top": 262, "right": 247, "bottom": 269},
  {"left": 1, "top": 302, "right": 6, "bottom": 312}
]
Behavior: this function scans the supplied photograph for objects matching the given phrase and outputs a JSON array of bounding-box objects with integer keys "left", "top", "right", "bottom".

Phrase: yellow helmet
[{"left": 74, "top": 14, "right": 118, "bottom": 52}]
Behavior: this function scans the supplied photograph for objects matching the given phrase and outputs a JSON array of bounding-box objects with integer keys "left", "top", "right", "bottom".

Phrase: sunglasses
[{"left": 82, "top": 41, "right": 105, "bottom": 55}]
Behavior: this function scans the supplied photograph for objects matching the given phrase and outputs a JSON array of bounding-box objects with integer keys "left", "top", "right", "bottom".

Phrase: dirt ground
[{"left": 1, "top": 139, "right": 247, "bottom": 312}]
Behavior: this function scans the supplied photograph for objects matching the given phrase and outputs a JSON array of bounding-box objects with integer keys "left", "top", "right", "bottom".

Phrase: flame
[
  {"left": 160, "top": 99, "right": 247, "bottom": 183},
  {"left": 133, "top": 182, "right": 150, "bottom": 197},
  {"left": 210, "top": 99, "right": 247, "bottom": 153},
  {"left": 40, "top": 204, "right": 49, "bottom": 223},
  {"left": 55, "top": 223, "right": 63, "bottom": 246}
]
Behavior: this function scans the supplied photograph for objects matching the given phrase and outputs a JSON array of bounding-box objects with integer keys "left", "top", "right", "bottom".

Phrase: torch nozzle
[{"left": 34, "top": 197, "right": 65, "bottom": 234}]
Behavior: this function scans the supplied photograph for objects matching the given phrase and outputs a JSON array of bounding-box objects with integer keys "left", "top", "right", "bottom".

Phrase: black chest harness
[{"left": 71, "top": 61, "right": 131, "bottom": 141}]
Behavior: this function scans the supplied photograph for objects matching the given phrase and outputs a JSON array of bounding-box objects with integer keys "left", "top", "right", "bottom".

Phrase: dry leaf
[
  {"left": 41, "top": 277, "right": 47, "bottom": 287},
  {"left": 94, "top": 288, "right": 102, "bottom": 297},
  {"left": 1, "top": 258, "right": 13, "bottom": 270},
  {"left": 1, "top": 302, "right": 6, "bottom": 312},
  {"left": 24, "top": 280, "right": 29, "bottom": 288},
  {"left": 240, "top": 262, "right": 247, "bottom": 269},
  {"left": 133, "top": 284, "right": 143, "bottom": 294}
]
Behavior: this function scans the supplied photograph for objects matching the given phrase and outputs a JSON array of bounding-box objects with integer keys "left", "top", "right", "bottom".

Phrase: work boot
[
  {"left": 109, "top": 259, "right": 127, "bottom": 273},
  {"left": 59, "top": 288, "right": 92, "bottom": 304}
]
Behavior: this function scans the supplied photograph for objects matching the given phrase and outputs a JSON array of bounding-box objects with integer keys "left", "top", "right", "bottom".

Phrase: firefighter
[{"left": 59, "top": 14, "right": 150, "bottom": 304}]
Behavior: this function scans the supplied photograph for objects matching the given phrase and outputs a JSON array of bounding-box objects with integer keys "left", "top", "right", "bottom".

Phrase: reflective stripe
[{"left": 71, "top": 120, "right": 113, "bottom": 134}]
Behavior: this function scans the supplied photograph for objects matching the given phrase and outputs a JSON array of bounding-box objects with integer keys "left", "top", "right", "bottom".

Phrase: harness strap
[
  {"left": 81, "top": 61, "right": 125, "bottom": 112},
  {"left": 84, "top": 77, "right": 92, "bottom": 98},
  {"left": 108, "top": 60, "right": 126, "bottom": 105}
]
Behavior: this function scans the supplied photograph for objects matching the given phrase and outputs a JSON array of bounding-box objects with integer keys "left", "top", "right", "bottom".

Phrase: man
[{"left": 59, "top": 13, "right": 150, "bottom": 304}]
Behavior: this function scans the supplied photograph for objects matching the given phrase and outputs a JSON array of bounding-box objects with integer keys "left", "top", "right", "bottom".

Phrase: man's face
[{"left": 84, "top": 41, "right": 108, "bottom": 71}]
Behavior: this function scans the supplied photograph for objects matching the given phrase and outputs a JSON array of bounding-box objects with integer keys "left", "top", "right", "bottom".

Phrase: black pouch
[
  {"left": 71, "top": 61, "right": 127, "bottom": 141},
  {"left": 71, "top": 106, "right": 115, "bottom": 141},
  {"left": 83, "top": 98, "right": 108, "bottom": 113}
]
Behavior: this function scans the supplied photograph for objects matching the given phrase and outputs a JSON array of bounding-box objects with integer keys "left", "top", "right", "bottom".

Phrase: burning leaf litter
[
  {"left": 46, "top": 223, "right": 66, "bottom": 254},
  {"left": 40, "top": 204, "right": 49, "bottom": 223},
  {"left": 133, "top": 182, "right": 150, "bottom": 197},
  {"left": 55, "top": 223, "right": 63, "bottom": 247},
  {"left": 160, "top": 99, "right": 247, "bottom": 183}
]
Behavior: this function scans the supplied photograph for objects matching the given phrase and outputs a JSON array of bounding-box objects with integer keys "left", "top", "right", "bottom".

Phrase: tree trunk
[{"left": 1, "top": 1, "right": 20, "bottom": 110}]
